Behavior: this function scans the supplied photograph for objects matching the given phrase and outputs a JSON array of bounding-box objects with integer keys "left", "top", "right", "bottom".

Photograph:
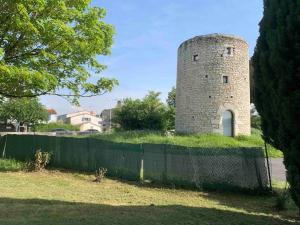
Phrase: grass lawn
[
  {"left": 88, "top": 129, "right": 283, "bottom": 158},
  {"left": 0, "top": 159, "right": 298, "bottom": 225}
]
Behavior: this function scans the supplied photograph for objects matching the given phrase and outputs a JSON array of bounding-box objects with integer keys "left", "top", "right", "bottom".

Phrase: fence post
[
  {"left": 1, "top": 135, "right": 7, "bottom": 158},
  {"left": 139, "top": 144, "right": 144, "bottom": 182},
  {"left": 163, "top": 144, "right": 167, "bottom": 183},
  {"left": 264, "top": 141, "right": 273, "bottom": 191}
]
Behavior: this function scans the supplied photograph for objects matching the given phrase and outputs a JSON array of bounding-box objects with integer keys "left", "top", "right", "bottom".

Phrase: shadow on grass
[{"left": 0, "top": 197, "right": 298, "bottom": 225}]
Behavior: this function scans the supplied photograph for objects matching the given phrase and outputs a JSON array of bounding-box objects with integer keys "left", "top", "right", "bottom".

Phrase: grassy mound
[{"left": 90, "top": 129, "right": 282, "bottom": 158}]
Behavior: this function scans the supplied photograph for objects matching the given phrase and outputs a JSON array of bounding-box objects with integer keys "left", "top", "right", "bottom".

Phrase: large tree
[
  {"left": 253, "top": 0, "right": 300, "bottom": 208},
  {"left": 114, "top": 91, "right": 168, "bottom": 131},
  {"left": 0, "top": 0, "right": 118, "bottom": 104},
  {"left": 0, "top": 98, "right": 48, "bottom": 129}
]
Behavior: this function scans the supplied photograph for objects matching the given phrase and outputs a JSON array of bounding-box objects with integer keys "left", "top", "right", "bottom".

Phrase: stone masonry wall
[{"left": 175, "top": 34, "right": 251, "bottom": 135}]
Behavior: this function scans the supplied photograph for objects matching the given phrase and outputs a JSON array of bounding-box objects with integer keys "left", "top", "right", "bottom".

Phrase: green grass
[
  {"left": 89, "top": 129, "right": 283, "bottom": 158},
  {"left": 0, "top": 159, "right": 298, "bottom": 225},
  {"left": 34, "top": 122, "right": 80, "bottom": 132},
  {"left": 0, "top": 158, "right": 25, "bottom": 172}
]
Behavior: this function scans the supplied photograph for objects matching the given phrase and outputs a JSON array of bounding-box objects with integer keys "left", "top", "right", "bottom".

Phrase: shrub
[
  {"left": 25, "top": 150, "right": 52, "bottom": 172},
  {"left": 114, "top": 91, "right": 168, "bottom": 131},
  {"left": 94, "top": 167, "right": 107, "bottom": 183},
  {"left": 251, "top": 115, "right": 261, "bottom": 130},
  {"left": 34, "top": 122, "right": 80, "bottom": 132},
  {"left": 274, "top": 190, "right": 290, "bottom": 211}
]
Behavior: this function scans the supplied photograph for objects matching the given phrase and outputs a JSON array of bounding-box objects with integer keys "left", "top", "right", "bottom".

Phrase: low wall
[{"left": 0, "top": 134, "right": 269, "bottom": 191}]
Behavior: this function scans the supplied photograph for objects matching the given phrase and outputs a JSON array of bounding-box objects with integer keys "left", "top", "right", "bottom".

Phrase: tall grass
[
  {"left": 0, "top": 158, "right": 25, "bottom": 171},
  {"left": 90, "top": 129, "right": 282, "bottom": 158}
]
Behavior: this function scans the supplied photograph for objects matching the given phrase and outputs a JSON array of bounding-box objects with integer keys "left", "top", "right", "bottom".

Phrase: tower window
[
  {"left": 223, "top": 76, "right": 229, "bottom": 84},
  {"left": 193, "top": 54, "right": 199, "bottom": 61},
  {"left": 227, "top": 47, "right": 232, "bottom": 55},
  {"left": 224, "top": 47, "right": 235, "bottom": 56}
]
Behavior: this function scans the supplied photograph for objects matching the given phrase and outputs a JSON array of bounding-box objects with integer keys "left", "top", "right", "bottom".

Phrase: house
[
  {"left": 47, "top": 108, "right": 57, "bottom": 123},
  {"left": 57, "top": 111, "right": 102, "bottom": 132}
]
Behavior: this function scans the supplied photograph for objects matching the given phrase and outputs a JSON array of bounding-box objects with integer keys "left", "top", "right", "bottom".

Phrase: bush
[
  {"left": 251, "top": 115, "right": 261, "bottom": 130},
  {"left": 274, "top": 190, "right": 290, "bottom": 211},
  {"left": 94, "top": 167, "right": 107, "bottom": 183},
  {"left": 25, "top": 150, "right": 52, "bottom": 172},
  {"left": 34, "top": 122, "right": 80, "bottom": 132},
  {"left": 114, "top": 91, "right": 168, "bottom": 131}
]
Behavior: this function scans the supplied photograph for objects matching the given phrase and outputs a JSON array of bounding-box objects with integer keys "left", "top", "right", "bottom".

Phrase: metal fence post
[
  {"left": 265, "top": 141, "right": 272, "bottom": 191},
  {"left": 139, "top": 144, "right": 144, "bottom": 182}
]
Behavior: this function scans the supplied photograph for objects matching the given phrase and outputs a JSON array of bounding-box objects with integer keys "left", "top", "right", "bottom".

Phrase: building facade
[
  {"left": 175, "top": 34, "right": 251, "bottom": 136},
  {"left": 57, "top": 111, "right": 102, "bottom": 132},
  {"left": 100, "top": 101, "right": 122, "bottom": 132}
]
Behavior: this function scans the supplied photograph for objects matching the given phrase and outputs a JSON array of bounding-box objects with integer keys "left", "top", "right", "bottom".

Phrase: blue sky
[{"left": 40, "top": 0, "right": 263, "bottom": 114}]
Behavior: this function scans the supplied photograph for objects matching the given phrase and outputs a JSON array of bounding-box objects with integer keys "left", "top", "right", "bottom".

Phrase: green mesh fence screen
[
  {"left": 0, "top": 134, "right": 269, "bottom": 191},
  {"left": 143, "top": 144, "right": 268, "bottom": 191}
]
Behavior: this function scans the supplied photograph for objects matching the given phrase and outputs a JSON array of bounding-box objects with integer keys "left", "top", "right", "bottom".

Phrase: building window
[
  {"left": 223, "top": 76, "right": 229, "bottom": 84},
  {"left": 82, "top": 117, "right": 91, "bottom": 122},
  {"left": 193, "top": 54, "right": 199, "bottom": 61},
  {"left": 227, "top": 47, "right": 232, "bottom": 55},
  {"left": 224, "top": 47, "right": 235, "bottom": 56}
]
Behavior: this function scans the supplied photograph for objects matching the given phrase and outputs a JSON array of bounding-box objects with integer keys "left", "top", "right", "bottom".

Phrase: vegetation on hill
[
  {"left": 35, "top": 122, "right": 80, "bottom": 132},
  {"left": 90, "top": 129, "right": 282, "bottom": 158},
  {"left": 0, "top": 158, "right": 298, "bottom": 225},
  {"left": 253, "top": 0, "right": 300, "bottom": 209}
]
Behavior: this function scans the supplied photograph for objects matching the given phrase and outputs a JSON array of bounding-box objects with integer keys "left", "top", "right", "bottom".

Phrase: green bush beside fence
[{"left": 0, "top": 134, "right": 269, "bottom": 191}]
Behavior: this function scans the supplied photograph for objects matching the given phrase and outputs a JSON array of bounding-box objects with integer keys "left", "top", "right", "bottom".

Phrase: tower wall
[{"left": 175, "top": 34, "right": 251, "bottom": 135}]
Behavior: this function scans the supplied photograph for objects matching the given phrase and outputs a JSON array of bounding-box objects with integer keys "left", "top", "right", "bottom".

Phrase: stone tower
[{"left": 175, "top": 34, "right": 250, "bottom": 136}]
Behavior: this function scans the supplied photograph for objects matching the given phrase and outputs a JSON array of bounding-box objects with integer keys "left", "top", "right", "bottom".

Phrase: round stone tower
[{"left": 175, "top": 34, "right": 250, "bottom": 136}]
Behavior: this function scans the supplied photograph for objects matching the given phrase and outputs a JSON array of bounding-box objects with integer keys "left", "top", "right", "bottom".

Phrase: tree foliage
[
  {"left": 253, "top": 0, "right": 300, "bottom": 208},
  {"left": 165, "top": 87, "right": 176, "bottom": 130},
  {"left": 0, "top": 98, "right": 48, "bottom": 126},
  {"left": 0, "top": 0, "right": 118, "bottom": 104},
  {"left": 167, "top": 86, "right": 176, "bottom": 108},
  {"left": 114, "top": 91, "right": 168, "bottom": 131}
]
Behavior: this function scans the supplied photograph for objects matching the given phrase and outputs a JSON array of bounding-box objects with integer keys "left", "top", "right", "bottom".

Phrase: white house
[
  {"left": 47, "top": 109, "right": 58, "bottom": 123},
  {"left": 57, "top": 111, "right": 102, "bottom": 132}
]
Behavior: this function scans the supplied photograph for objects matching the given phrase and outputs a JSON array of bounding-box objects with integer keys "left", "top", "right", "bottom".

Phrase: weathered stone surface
[{"left": 175, "top": 34, "right": 251, "bottom": 135}]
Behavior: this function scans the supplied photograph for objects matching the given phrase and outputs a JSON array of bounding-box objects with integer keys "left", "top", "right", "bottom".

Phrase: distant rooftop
[{"left": 47, "top": 109, "right": 57, "bottom": 115}]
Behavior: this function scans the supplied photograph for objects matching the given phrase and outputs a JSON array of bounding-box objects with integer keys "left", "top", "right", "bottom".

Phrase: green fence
[{"left": 0, "top": 134, "right": 269, "bottom": 191}]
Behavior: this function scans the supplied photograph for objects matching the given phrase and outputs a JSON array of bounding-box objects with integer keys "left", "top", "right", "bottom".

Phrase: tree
[
  {"left": 0, "top": 98, "right": 48, "bottom": 129},
  {"left": 167, "top": 86, "right": 176, "bottom": 108},
  {"left": 165, "top": 87, "right": 176, "bottom": 130},
  {"left": 114, "top": 91, "right": 167, "bottom": 131},
  {"left": 253, "top": 0, "right": 300, "bottom": 208},
  {"left": 0, "top": 0, "right": 118, "bottom": 104}
]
